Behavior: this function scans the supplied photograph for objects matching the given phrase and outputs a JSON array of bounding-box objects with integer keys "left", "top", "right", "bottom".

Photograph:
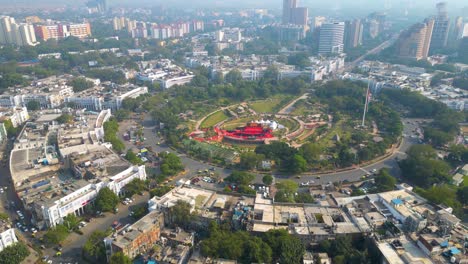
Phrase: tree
[
  {"left": 275, "top": 180, "right": 299, "bottom": 202},
  {"left": 69, "top": 77, "right": 94, "bottom": 93},
  {"left": 290, "top": 154, "right": 307, "bottom": 173},
  {"left": 225, "top": 69, "right": 243, "bottom": 85},
  {"left": 262, "top": 174, "right": 273, "bottom": 186},
  {"left": 168, "top": 200, "right": 194, "bottom": 229},
  {"left": 239, "top": 152, "right": 264, "bottom": 170},
  {"left": 125, "top": 150, "right": 143, "bottom": 165},
  {"left": 399, "top": 145, "right": 451, "bottom": 187},
  {"left": 263, "top": 229, "right": 304, "bottom": 264},
  {"left": 55, "top": 114, "right": 73, "bottom": 124},
  {"left": 63, "top": 214, "right": 81, "bottom": 231},
  {"left": 95, "top": 187, "right": 119, "bottom": 212},
  {"left": 457, "top": 186, "right": 468, "bottom": 205},
  {"left": 44, "top": 224, "right": 69, "bottom": 245},
  {"left": 82, "top": 230, "right": 111, "bottom": 262},
  {"left": 299, "top": 143, "right": 321, "bottom": 163},
  {"left": 26, "top": 100, "right": 40, "bottom": 111},
  {"left": 109, "top": 252, "right": 131, "bottom": 264},
  {"left": 0, "top": 242, "right": 30, "bottom": 264},
  {"left": 225, "top": 171, "right": 255, "bottom": 185},
  {"left": 373, "top": 168, "right": 396, "bottom": 192},
  {"left": 3, "top": 119, "right": 18, "bottom": 137},
  {"left": 124, "top": 178, "right": 146, "bottom": 197},
  {"left": 159, "top": 152, "right": 184, "bottom": 176}
]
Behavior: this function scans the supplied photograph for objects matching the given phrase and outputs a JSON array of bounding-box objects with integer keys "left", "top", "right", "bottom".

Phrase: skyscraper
[
  {"left": 397, "top": 19, "right": 434, "bottom": 60},
  {"left": 282, "top": 0, "right": 308, "bottom": 27},
  {"left": 345, "top": 19, "right": 363, "bottom": 50},
  {"left": 318, "top": 22, "right": 345, "bottom": 55},
  {"left": 282, "top": 0, "right": 297, "bottom": 25},
  {"left": 430, "top": 2, "right": 450, "bottom": 52}
]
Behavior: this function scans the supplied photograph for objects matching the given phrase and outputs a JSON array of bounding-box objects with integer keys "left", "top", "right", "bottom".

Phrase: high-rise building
[
  {"left": 397, "top": 19, "right": 434, "bottom": 60},
  {"left": 282, "top": 0, "right": 297, "bottom": 24},
  {"left": 430, "top": 2, "right": 450, "bottom": 52},
  {"left": 368, "top": 19, "right": 380, "bottom": 39},
  {"left": 318, "top": 22, "right": 345, "bottom": 55},
  {"left": 282, "top": 0, "right": 308, "bottom": 27},
  {"left": 345, "top": 19, "right": 363, "bottom": 50},
  {"left": 0, "top": 16, "right": 37, "bottom": 46}
]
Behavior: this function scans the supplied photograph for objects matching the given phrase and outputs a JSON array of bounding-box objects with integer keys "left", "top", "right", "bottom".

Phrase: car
[
  {"left": 55, "top": 246, "right": 62, "bottom": 251},
  {"left": 371, "top": 169, "right": 377, "bottom": 173},
  {"left": 315, "top": 175, "right": 321, "bottom": 179},
  {"left": 42, "top": 256, "right": 49, "bottom": 261},
  {"left": 31, "top": 227, "right": 37, "bottom": 233},
  {"left": 79, "top": 221, "right": 87, "bottom": 228},
  {"left": 122, "top": 200, "right": 128, "bottom": 205},
  {"left": 296, "top": 175, "right": 301, "bottom": 179}
]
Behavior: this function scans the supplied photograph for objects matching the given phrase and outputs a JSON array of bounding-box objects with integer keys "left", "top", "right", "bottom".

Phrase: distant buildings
[
  {"left": 87, "top": 0, "right": 107, "bottom": 14},
  {"left": 0, "top": 16, "right": 38, "bottom": 46},
  {"left": 430, "top": 2, "right": 450, "bottom": 52},
  {"left": 278, "top": 24, "right": 306, "bottom": 42},
  {"left": 344, "top": 19, "right": 363, "bottom": 50},
  {"left": 34, "top": 22, "right": 91, "bottom": 40},
  {"left": 396, "top": 19, "right": 434, "bottom": 60},
  {"left": 136, "top": 59, "right": 195, "bottom": 89},
  {"left": 318, "top": 22, "right": 345, "bottom": 55},
  {"left": 282, "top": 0, "right": 308, "bottom": 28},
  {"left": 112, "top": 17, "right": 204, "bottom": 40}
]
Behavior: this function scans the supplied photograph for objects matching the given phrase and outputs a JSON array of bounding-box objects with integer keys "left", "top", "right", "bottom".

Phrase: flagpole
[{"left": 361, "top": 78, "right": 370, "bottom": 127}]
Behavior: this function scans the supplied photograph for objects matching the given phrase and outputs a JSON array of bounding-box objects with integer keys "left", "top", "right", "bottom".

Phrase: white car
[{"left": 31, "top": 228, "right": 37, "bottom": 233}]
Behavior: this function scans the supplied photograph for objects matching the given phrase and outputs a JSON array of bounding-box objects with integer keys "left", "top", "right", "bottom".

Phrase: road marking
[{"left": 359, "top": 168, "right": 369, "bottom": 174}]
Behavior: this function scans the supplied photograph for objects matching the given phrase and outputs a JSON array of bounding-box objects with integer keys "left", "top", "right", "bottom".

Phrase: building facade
[
  {"left": 430, "top": 2, "right": 450, "bottom": 52},
  {"left": 318, "top": 22, "right": 345, "bottom": 55},
  {"left": 345, "top": 19, "right": 363, "bottom": 50},
  {"left": 0, "top": 16, "right": 37, "bottom": 46},
  {"left": 397, "top": 19, "right": 435, "bottom": 60}
]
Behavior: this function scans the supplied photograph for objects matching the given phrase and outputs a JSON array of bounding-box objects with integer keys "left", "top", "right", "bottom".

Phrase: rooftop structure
[
  {"left": 10, "top": 109, "right": 146, "bottom": 228},
  {"left": 136, "top": 59, "right": 194, "bottom": 89}
]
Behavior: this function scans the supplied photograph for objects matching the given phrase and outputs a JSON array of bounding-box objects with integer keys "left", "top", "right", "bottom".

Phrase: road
[
  {"left": 285, "top": 118, "right": 423, "bottom": 185},
  {"left": 138, "top": 114, "right": 422, "bottom": 186},
  {"left": 47, "top": 192, "right": 151, "bottom": 263},
  {"left": 343, "top": 33, "right": 400, "bottom": 72}
]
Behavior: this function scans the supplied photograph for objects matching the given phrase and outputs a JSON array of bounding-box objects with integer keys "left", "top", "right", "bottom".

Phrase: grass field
[
  {"left": 464, "top": 176, "right": 468, "bottom": 187},
  {"left": 222, "top": 117, "right": 255, "bottom": 130},
  {"left": 250, "top": 95, "right": 291, "bottom": 113},
  {"left": 280, "top": 118, "right": 300, "bottom": 132},
  {"left": 200, "top": 110, "right": 228, "bottom": 129}
]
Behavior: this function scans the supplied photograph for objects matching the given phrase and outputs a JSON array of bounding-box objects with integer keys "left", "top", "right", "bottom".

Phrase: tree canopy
[
  {"left": 95, "top": 187, "right": 119, "bottom": 212},
  {"left": 0, "top": 242, "right": 30, "bottom": 264}
]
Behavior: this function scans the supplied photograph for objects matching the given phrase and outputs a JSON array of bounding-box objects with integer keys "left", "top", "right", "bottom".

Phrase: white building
[
  {"left": 0, "top": 227, "right": 18, "bottom": 252},
  {"left": 318, "top": 22, "right": 345, "bottom": 55}
]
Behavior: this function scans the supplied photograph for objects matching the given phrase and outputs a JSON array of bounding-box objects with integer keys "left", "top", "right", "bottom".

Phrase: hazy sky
[{"left": 1, "top": 0, "right": 467, "bottom": 12}]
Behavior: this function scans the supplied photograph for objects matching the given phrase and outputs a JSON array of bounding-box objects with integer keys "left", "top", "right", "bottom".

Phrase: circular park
[{"left": 181, "top": 80, "right": 402, "bottom": 172}]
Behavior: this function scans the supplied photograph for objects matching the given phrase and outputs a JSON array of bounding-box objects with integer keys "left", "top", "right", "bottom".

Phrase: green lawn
[
  {"left": 463, "top": 176, "right": 468, "bottom": 187},
  {"left": 250, "top": 96, "right": 290, "bottom": 113},
  {"left": 200, "top": 111, "right": 228, "bottom": 129}
]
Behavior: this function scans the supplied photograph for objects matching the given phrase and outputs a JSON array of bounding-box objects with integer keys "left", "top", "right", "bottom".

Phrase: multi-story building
[
  {"left": 430, "top": 2, "right": 450, "bottom": 52},
  {"left": 0, "top": 107, "right": 29, "bottom": 128},
  {"left": 10, "top": 110, "right": 147, "bottom": 229},
  {"left": 34, "top": 22, "right": 91, "bottom": 40},
  {"left": 104, "top": 210, "right": 165, "bottom": 260},
  {"left": 318, "top": 22, "right": 345, "bottom": 55},
  {"left": 345, "top": 19, "right": 363, "bottom": 50},
  {"left": 0, "top": 123, "right": 7, "bottom": 142},
  {"left": 368, "top": 19, "right": 380, "bottom": 39},
  {"left": 0, "top": 16, "right": 37, "bottom": 46},
  {"left": 278, "top": 24, "right": 306, "bottom": 41},
  {"left": 65, "top": 85, "right": 148, "bottom": 111},
  {"left": 282, "top": 0, "right": 308, "bottom": 27},
  {"left": 397, "top": 19, "right": 434, "bottom": 60}
]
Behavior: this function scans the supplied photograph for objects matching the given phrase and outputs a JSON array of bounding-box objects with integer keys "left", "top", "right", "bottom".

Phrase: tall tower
[
  {"left": 430, "top": 2, "right": 450, "bottom": 52},
  {"left": 397, "top": 19, "right": 434, "bottom": 60},
  {"left": 318, "top": 22, "right": 345, "bottom": 55},
  {"left": 345, "top": 19, "right": 363, "bottom": 50},
  {"left": 282, "top": 0, "right": 297, "bottom": 25}
]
